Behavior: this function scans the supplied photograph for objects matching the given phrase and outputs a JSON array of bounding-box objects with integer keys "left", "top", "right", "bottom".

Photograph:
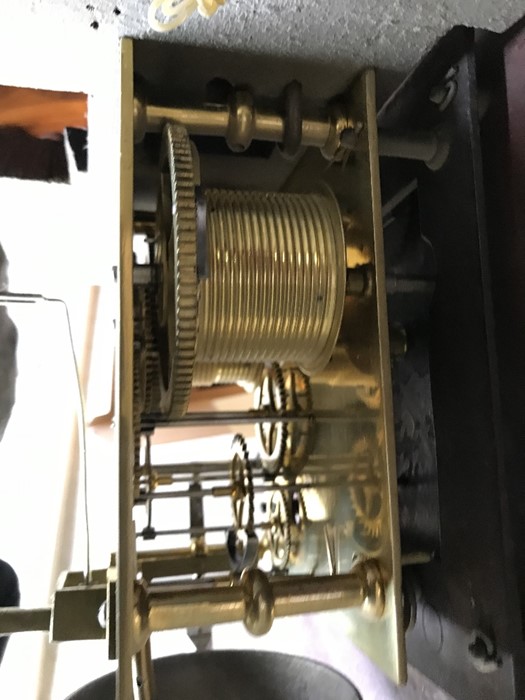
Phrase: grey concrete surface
[{"left": 11, "top": 1, "right": 525, "bottom": 102}]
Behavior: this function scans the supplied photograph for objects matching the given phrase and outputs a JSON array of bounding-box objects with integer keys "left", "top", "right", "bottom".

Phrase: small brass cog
[
  {"left": 282, "top": 368, "right": 315, "bottom": 477},
  {"left": 254, "top": 363, "right": 288, "bottom": 476},
  {"left": 132, "top": 287, "right": 148, "bottom": 469},
  {"left": 230, "top": 434, "right": 255, "bottom": 533},
  {"left": 288, "top": 489, "right": 309, "bottom": 566},
  {"left": 142, "top": 285, "right": 162, "bottom": 416},
  {"left": 349, "top": 478, "right": 383, "bottom": 551},
  {"left": 268, "top": 490, "right": 292, "bottom": 570}
]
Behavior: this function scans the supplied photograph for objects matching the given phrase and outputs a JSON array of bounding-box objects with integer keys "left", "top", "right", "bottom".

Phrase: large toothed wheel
[{"left": 155, "top": 122, "right": 199, "bottom": 419}]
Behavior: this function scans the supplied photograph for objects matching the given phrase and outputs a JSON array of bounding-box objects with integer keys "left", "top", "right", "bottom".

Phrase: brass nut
[
  {"left": 352, "top": 558, "right": 386, "bottom": 619},
  {"left": 241, "top": 568, "right": 274, "bottom": 636}
]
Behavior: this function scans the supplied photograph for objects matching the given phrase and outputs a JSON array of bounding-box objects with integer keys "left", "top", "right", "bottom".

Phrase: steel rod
[
  {"left": 152, "top": 410, "right": 375, "bottom": 427},
  {"left": 136, "top": 523, "right": 270, "bottom": 538},
  {"left": 140, "top": 101, "right": 439, "bottom": 162},
  {"left": 144, "top": 103, "right": 330, "bottom": 148},
  {"left": 356, "top": 128, "right": 440, "bottom": 162},
  {"left": 151, "top": 461, "right": 339, "bottom": 478},
  {"left": 138, "top": 478, "right": 374, "bottom": 502},
  {"left": 152, "top": 461, "right": 232, "bottom": 474},
  {"left": 159, "top": 474, "right": 230, "bottom": 484},
  {"left": 0, "top": 608, "right": 51, "bottom": 636}
]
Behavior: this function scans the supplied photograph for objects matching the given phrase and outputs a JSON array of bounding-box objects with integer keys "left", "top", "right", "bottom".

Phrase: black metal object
[
  {"left": 0, "top": 127, "right": 69, "bottom": 182},
  {"left": 66, "top": 650, "right": 362, "bottom": 700},
  {"left": 380, "top": 24, "right": 525, "bottom": 700},
  {"left": 479, "top": 19, "right": 525, "bottom": 693},
  {"left": 279, "top": 80, "right": 303, "bottom": 159},
  {"left": 383, "top": 171, "right": 439, "bottom": 557},
  {"left": 0, "top": 560, "right": 20, "bottom": 665},
  {"left": 378, "top": 26, "right": 473, "bottom": 209}
]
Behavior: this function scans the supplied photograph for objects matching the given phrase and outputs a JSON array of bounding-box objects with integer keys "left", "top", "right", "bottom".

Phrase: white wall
[{"left": 0, "top": 18, "right": 121, "bottom": 699}]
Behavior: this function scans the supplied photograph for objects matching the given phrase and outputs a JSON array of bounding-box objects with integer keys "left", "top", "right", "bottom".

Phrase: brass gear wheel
[
  {"left": 282, "top": 368, "right": 314, "bottom": 477},
  {"left": 142, "top": 285, "right": 162, "bottom": 416},
  {"left": 230, "top": 434, "right": 255, "bottom": 533},
  {"left": 349, "top": 478, "right": 382, "bottom": 551},
  {"left": 267, "top": 488, "right": 309, "bottom": 571},
  {"left": 347, "top": 431, "right": 382, "bottom": 551},
  {"left": 133, "top": 287, "right": 147, "bottom": 415},
  {"left": 268, "top": 490, "right": 292, "bottom": 571},
  {"left": 155, "top": 122, "right": 199, "bottom": 419},
  {"left": 254, "top": 363, "right": 288, "bottom": 476},
  {"left": 132, "top": 287, "right": 148, "bottom": 469}
]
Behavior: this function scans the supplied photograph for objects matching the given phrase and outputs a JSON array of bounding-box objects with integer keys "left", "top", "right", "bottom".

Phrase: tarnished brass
[
  {"left": 146, "top": 563, "right": 383, "bottom": 636},
  {"left": 135, "top": 92, "right": 440, "bottom": 163},
  {"left": 147, "top": 580, "right": 245, "bottom": 632},
  {"left": 124, "top": 67, "right": 404, "bottom": 685},
  {"left": 52, "top": 583, "right": 107, "bottom": 642},
  {"left": 4, "top": 557, "right": 385, "bottom": 654},
  {"left": 136, "top": 546, "right": 231, "bottom": 581},
  {"left": 117, "top": 38, "right": 136, "bottom": 699},
  {"left": 118, "top": 69, "right": 404, "bottom": 687},
  {"left": 135, "top": 95, "right": 333, "bottom": 151},
  {"left": 284, "top": 69, "right": 406, "bottom": 683}
]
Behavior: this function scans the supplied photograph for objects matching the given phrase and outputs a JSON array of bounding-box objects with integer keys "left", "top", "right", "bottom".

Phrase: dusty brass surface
[
  {"left": 197, "top": 189, "right": 346, "bottom": 374},
  {"left": 284, "top": 69, "right": 406, "bottom": 683}
]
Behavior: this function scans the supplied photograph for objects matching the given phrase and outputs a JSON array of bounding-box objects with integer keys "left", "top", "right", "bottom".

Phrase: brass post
[{"left": 147, "top": 560, "right": 384, "bottom": 637}]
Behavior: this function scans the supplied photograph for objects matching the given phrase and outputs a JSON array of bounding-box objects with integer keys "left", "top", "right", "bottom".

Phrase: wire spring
[{"left": 0, "top": 292, "right": 91, "bottom": 584}]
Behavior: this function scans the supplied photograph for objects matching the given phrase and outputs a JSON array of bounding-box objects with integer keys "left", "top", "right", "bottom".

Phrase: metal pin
[{"left": 151, "top": 409, "right": 375, "bottom": 428}]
